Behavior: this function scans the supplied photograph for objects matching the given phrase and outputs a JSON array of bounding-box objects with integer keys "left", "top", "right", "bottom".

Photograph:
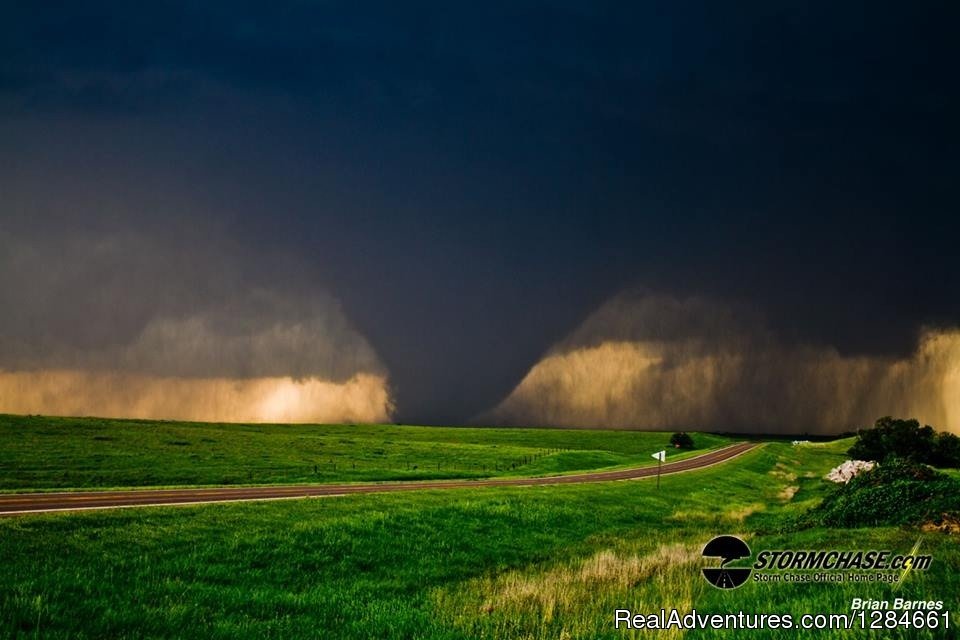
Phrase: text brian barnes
[{"left": 851, "top": 598, "right": 944, "bottom": 610}]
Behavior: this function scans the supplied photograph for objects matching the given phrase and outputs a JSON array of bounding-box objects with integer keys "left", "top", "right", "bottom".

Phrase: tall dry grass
[{"left": 435, "top": 542, "right": 711, "bottom": 639}]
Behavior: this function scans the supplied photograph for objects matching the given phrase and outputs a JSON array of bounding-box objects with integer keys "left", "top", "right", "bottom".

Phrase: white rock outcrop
[{"left": 825, "top": 459, "right": 876, "bottom": 483}]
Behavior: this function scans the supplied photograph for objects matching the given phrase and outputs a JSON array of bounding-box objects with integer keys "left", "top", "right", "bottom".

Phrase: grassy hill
[
  {"left": 1, "top": 436, "right": 955, "bottom": 639},
  {"left": 0, "top": 414, "right": 732, "bottom": 490}
]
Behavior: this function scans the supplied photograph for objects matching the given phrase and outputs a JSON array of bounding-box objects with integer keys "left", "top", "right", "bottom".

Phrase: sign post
[{"left": 651, "top": 450, "right": 666, "bottom": 489}]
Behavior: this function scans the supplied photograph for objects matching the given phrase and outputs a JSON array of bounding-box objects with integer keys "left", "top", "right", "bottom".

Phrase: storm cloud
[
  {"left": 1, "top": 2, "right": 957, "bottom": 427},
  {"left": 0, "top": 224, "right": 393, "bottom": 422},
  {"left": 487, "top": 293, "right": 960, "bottom": 434}
]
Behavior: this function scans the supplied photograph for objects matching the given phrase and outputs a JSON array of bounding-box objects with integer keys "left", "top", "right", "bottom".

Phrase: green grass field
[
  {"left": 0, "top": 418, "right": 955, "bottom": 639},
  {"left": 0, "top": 414, "right": 732, "bottom": 490}
]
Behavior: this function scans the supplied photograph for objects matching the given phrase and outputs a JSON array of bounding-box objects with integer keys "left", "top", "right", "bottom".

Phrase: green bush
[
  {"left": 845, "top": 457, "right": 947, "bottom": 486},
  {"left": 669, "top": 431, "right": 694, "bottom": 449},
  {"left": 931, "top": 432, "right": 960, "bottom": 467},
  {"left": 799, "top": 458, "right": 960, "bottom": 528},
  {"left": 847, "top": 416, "right": 959, "bottom": 468}
]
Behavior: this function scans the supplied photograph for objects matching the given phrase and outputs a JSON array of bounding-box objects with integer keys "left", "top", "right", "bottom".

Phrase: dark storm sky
[{"left": 2, "top": 2, "right": 958, "bottom": 424}]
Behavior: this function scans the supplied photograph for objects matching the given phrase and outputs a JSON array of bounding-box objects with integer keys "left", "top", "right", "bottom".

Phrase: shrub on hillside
[
  {"left": 799, "top": 458, "right": 960, "bottom": 528},
  {"left": 847, "top": 416, "right": 959, "bottom": 468},
  {"left": 931, "top": 432, "right": 960, "bottom": 468},
  {"left": 669, "top": 432, "right": 694, "bottom": 449}
]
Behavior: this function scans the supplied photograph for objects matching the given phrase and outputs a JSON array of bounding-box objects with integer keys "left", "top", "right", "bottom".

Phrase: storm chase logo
[{"left": 701, "top": 535, "right": 752, "bottom": 589}]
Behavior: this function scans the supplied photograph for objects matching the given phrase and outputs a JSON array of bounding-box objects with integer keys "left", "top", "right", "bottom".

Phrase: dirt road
[{"left": 0, "top": 442, "right": 757, "bottom": 516}]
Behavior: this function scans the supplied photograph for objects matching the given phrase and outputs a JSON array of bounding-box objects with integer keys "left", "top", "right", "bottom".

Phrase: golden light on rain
[
  {"left": 0, "top": 229, "right": 397, "bottom": 424},
  {"left": 0, "top": 370, "right": 393, "bottom": 423},
  {"left": 487, "top": 294, "right": 960, "bottom": 434}
]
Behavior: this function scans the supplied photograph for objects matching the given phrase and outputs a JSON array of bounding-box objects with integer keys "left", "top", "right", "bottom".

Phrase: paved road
[{"left": 0, "top": 442, "right": 757, "bottom": 516}]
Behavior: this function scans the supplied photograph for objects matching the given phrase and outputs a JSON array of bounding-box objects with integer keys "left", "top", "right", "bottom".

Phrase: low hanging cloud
[
  {"left": 0, "top": 370, "right": 391, "bottom": 424},
  {"left": 486, "top": 293, "right": 960, "bottom": 434},
  {"left": 0, "top": 226, "right": 394, "bottom": 423}
]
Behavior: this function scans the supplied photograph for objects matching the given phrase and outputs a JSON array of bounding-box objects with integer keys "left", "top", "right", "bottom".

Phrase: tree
[
  {"left": 670, "top": 432, "right": 694, "bottom": 449},
  {"left": 848, "top": 416, "right": 946, "bottom": 465},
  {"left": 931, "top": 432, "right": 960, "bottom": 468}
]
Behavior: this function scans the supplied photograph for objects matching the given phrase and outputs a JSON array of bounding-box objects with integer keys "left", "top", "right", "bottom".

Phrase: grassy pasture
[
  {"left": 0, "top": 414, "right": 732, "bottom": 490},
  {"left": 1, "top": 433, "right": 955, "bottom": 639}
]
